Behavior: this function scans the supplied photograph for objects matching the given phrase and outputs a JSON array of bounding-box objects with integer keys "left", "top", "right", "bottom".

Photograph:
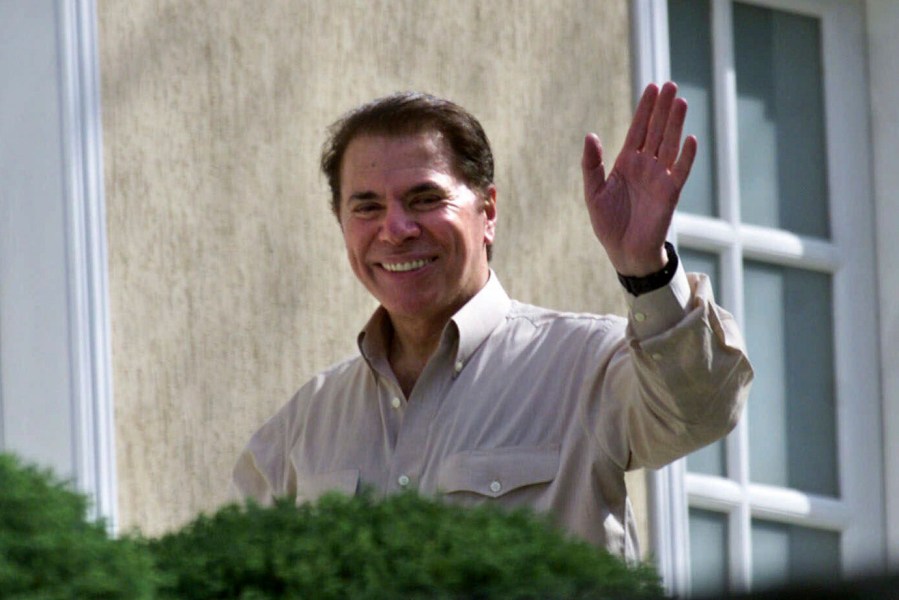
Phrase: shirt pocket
[
  {"left": 437, "top": 444, "right": 560, "bottom": 498},
  {"left": 295, "top": 468, "right": 359, "bottom": 505}
]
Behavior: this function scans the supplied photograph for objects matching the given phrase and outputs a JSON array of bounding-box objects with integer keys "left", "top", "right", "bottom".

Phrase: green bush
[
  {"left": 1, "top": 452, "right": 662, "bottom": 599},
  {"left": 148, "top": 491, "right": 662, "bottom": 600},
  {"left": 0, "top": 453, "right": 155, "bottom": 599}
]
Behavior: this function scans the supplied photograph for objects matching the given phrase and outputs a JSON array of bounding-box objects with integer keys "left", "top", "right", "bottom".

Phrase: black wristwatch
[{"left": 616, "top": 242, "right": 679, "bottom": 297}]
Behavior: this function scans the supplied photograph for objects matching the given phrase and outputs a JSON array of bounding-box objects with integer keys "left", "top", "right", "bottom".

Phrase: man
[{"left": 232, "top": 82, "right": 752, "bottom": 559}]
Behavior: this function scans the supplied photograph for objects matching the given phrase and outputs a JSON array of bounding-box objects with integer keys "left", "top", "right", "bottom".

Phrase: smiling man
[
  {"left": 232, "top": 84, "right": 753, "bottom": 559},
  {"left": 338, "top": 130, "right": 496, "bottom": 395}
]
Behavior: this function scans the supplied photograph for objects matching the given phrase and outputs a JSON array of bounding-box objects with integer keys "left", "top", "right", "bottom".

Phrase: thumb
[{"left": 581, "top": 133, "right": 606, "bottom": 194}]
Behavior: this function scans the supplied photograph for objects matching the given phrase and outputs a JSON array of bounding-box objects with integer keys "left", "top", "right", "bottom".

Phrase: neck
[{"left": 387, "top": 315, "right": 447, "bottom": 398}]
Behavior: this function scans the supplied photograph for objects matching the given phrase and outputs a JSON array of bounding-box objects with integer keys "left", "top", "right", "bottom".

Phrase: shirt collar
[
  {"left": 449, "top": 270, "right": 511, "bottom": 367},
  {"left": 356, "top": 270, "right": 512, "bottom": 374}
]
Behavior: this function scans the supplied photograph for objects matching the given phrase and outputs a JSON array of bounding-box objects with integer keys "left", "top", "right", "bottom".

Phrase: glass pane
[
  {"left": 734, "top": 3, "right": 830, "bottom": 238},
  {"left": 668, "top": 0, "right": 717, "bottom": 217},
  {"left": 744, "top": 262, "right": 838, "bottom": 496},
  {"left": 690, "top": 509, "right": 729, "bottom": 597},
  {"left": 681, "top": 249, "right": 725, "bottom": 477},
  {"left": 680, "top": 248, "right": 721, "bottom": 299},
  {"left": 752, "top": 520, "right": 840, "bottom": 590}
]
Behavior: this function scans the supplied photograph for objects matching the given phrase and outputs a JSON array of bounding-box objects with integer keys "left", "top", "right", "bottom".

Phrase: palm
[{"left": 582, "top": 83, "right": 696, "bottom": 276}]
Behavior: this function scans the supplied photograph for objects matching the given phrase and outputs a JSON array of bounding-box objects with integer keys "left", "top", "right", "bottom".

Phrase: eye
[
  {"left": 410, "top": 194, "right": 443, "bottom": 210},
  {"left": 352, "top": 202, "right": 383, "bottom": 217}
]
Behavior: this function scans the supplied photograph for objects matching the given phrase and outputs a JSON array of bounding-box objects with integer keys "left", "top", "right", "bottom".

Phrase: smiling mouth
[{"left": 381, "top": 258, "right": 435, "bottom": 273}]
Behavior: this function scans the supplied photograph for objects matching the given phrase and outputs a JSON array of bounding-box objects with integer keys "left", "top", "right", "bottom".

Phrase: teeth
[{"left": 382, "top": 259, "right": 431, "bottom": 272}]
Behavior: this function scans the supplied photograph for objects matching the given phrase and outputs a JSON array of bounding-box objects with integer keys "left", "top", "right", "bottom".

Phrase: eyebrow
[
  {"left": 404, "top": 182, "right": 447, "bottom": 198},
  {"left": 346, "top": 181, "right": 449, "bottom": 204},
  {"left": 347, "top": 190, "right": 380, "bottom": 203}
]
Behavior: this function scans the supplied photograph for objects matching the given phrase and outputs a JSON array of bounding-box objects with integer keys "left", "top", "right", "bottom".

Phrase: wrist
[
  {"left": 613, "top": 244, "right": 669, "bottom": 277},
  {"left": 617, "top": 242, "right": 678, "bottom": 296}
]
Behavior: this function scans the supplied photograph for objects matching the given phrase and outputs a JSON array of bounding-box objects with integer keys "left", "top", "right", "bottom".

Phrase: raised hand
[{"left": 581, "top": 82, "right": 696, "bottom": 277}]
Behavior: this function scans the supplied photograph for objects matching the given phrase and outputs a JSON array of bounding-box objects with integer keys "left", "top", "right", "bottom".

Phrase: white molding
[
  {"left": 648, "top": 462, "right": 691, "bottom": 597},
  {"left": 866, "top": 0, "right": 899, "bottom": 570},
  {"left": 675, "top": 214, "right": 840, "bottom": 271},
  {"left": 56, "top": 0, "right": 118, "bottom": 531},
  {"left": 630, "top": 0, "right": 670, "bottom": 86},
  {"left": 631, "top": 2, "right": 692, "bottom": 596},
  {"left": 687, "top": 475, "right": 852, "bottom": 530},
  {"left": 819, "top": 0, "right": 885, "bottom": 577}
]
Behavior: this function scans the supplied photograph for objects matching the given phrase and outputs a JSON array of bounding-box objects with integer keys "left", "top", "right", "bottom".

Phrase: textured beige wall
[{"left": 98, "top": 0, "right": 644, "bottom": 541}]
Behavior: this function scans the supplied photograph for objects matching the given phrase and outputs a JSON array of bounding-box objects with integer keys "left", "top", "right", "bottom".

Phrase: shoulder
[
  {"left": 506, "top": 299, "right": 625, "bottom": 336},
  {"left": 287, "top": 354, "right": 370, "bottom": 410},
  {"left": 256, "top": 354, "right": 369, "bottom": 432},
  {"left": 305, "top": 353, "right": 369, "bottom": 391}
]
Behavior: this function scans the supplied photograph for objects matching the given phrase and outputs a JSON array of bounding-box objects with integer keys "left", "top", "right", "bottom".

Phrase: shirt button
[
  {"left": 398, "top": 474, "right": 410, "bottom": 487},
  {"left": 634, "top": 312, "right": 647, "bottom": 322},
  {"left": 489, "top": 480, "right": 502, "bottom": 493},
  {"left": 454, "top": 360, "right": 464, "bottom": 373},
  {"left": 390, "top": 397, "right": 401, "bottom": 409}
]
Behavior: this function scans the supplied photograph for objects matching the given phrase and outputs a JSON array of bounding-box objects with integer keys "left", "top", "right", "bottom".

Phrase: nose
[{"left": 379, "top": 202, "right": 420, "bottom": 244}]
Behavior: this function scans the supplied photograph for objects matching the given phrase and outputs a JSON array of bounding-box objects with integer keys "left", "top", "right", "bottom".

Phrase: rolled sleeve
[
  {"left": 625, "top": 263, "right": 692, "bottom": 340},
  {"left": 611, "top": 267, "right": 753, "bottom": 470}
]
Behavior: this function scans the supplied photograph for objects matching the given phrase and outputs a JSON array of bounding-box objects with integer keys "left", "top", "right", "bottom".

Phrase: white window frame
[
  {"left": 867, "top": 0, "right": 899, "bottom": 569},
  {"left": 632, "top": 0, "right": 885, "bottom": 595},
  {"left": 0, "top": 0, "right": 116, "bottom": 529}
]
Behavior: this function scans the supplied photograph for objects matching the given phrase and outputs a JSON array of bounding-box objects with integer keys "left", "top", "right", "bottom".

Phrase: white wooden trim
[
  {"left": 865, "top": 0, "right": 899, "bottom": 569},
  {"left": 712, "top": 0, "right": 740, "bottom": 227},
  {"left": 630, "top": 0, "right": 670, "bottom": 88},
  {"left": 57, "top": 0, "right": 118, "bottom": 531},
  {"left": 819, "top": 0, "right": 884, "bottom": 577},
  {"left": 739, "top": 225, "right": 838, "bottom": 271},
  {"left": 687, "top": 475, "right": 852, "bottom": 530},
  {"left": 648, "top": 461, "right": 691, "bottom": 597},
  {"left": 631, "top": 2, "right": 693, "bottom": 596},
  {"left": 675, "top": 214, "right": 840, "bottom": 271}
]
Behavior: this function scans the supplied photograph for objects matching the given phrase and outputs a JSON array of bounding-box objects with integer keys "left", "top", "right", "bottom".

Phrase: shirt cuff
[{"left": 624, "top": 261, "right": 691, "bottom": 340}]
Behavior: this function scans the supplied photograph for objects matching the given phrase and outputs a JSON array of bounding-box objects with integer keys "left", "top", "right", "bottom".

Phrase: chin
[{"left": 385, "top": 292, "right": 451, "bottom": 316}]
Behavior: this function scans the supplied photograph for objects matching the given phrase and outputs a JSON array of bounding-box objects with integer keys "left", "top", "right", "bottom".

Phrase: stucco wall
[{"left": 98, "top": 0, "right": 641, "bottom": 539}]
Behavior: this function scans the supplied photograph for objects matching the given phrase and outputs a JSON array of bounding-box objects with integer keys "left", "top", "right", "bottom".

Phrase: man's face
[{"left": 338, "top": 131, "right": 497, "bottom": 329}]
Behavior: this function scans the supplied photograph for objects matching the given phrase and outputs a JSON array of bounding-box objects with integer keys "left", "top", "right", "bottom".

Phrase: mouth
[{"left": 380, "top": 257, "right": 436, "bottom": 273}]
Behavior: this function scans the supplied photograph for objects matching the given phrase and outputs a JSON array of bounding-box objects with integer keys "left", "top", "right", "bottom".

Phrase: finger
[
  {"left": 621, "top": 83, "right": 659, "bottom": 154},
  {"left": 671, "top": 135, "right": 698, "bottom": 191},
  {"left": 642, "top": 81, "right": 678, "bottom": 156},
  {"left": 657, "top": 97, "right": 688, "bottom": 166},
  {"left": 581, "top": 133, "right": 606, "bottom": 197}
]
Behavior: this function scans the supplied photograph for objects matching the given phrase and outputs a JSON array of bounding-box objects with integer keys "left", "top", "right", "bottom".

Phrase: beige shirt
[{"left": 232, "top": 266, "right": 752, "bottom": 559}]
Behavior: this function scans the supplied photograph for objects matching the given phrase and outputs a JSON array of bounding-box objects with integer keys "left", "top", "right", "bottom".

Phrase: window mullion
[
  {"left": 711, "top": 0, "right": 752, "bottom": 593},
  {"left": 712, "top": 0, "right": 739, "bottom": 229}
]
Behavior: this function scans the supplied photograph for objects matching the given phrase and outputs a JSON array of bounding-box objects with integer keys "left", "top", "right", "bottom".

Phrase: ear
[{"left": 482, "top": 185, "right": 498, "bottom": 245}]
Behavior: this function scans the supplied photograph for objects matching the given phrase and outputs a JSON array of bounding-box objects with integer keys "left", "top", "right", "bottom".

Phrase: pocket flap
[
  {"left": 295, "top": 468, "right": 359, "bottom": 505},
  {"left": 438, "top": 445, "right": 560, "bottom": 498}
]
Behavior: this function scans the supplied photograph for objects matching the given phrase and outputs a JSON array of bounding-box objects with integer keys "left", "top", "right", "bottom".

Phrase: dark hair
[{"left": 320, "top": 92, "right": 495, "bottom": 219}]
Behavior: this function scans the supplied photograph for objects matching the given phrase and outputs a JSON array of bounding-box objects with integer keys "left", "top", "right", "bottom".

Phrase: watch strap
[{"left": 616, "top": 242, "right": 679, "bottom": 297}]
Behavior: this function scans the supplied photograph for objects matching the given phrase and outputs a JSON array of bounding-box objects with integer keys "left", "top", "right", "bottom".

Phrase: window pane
[
  {"left": 744, "top": 262, "right": 838, "bottom": 496},
  {"left": 681, "top": 249, "right": 725, "bottom": 477},
  {"left": 734, "top": 3, "right": 830, "bottom": 238},
  {"left": 669, "top": 0, "right": 717, "bottom": 217},
  {"left": 680, "top": 248, "right": 721, "bottom": 299},
  {"left": 690, "top": 508, "right": 729, "bottom": 597},
  {"left": 752, "top": 520, "right": 840, "bottom": 590}
]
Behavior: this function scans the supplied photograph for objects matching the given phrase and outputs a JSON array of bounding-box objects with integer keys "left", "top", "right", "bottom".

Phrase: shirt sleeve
[
  {"left": 600, "top": 262, "right": 754, "bottom": 470},
  {"left": 231, "top": 408, "right": 294, "bottom": 505}
]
